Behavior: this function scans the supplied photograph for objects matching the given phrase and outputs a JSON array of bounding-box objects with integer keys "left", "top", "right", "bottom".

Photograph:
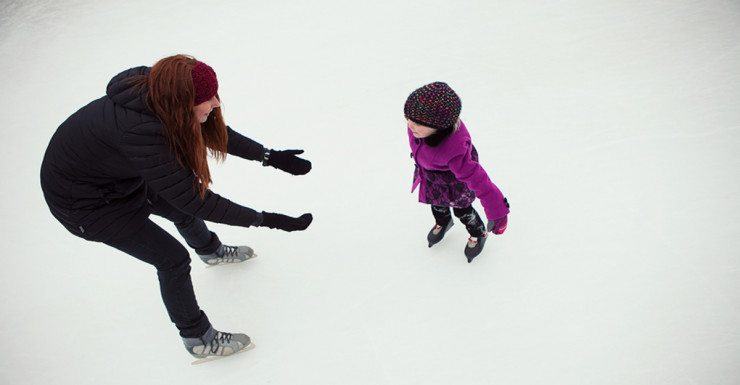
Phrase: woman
[{"left": 40, "top": 54, "right": 312, "bottom": 360}]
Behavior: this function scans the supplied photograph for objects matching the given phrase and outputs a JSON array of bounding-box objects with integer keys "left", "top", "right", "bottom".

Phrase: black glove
[
  {"left": 260, "top": 212, "right": 313, "bottom": 231},
  {"left": 263, "top": 149, "right": 311, "bottom": 175}
]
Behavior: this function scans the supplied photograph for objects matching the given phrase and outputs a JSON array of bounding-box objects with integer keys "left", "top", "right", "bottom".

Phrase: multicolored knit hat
[
  {"left": 404, "top": 82, "right": 461, "bottom": 129},
  {"left": 191, "top": 61, "right": 218, "bottom": 105}
]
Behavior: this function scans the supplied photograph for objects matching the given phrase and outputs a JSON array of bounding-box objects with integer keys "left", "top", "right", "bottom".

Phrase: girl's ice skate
[
  {"left": 198, "top": 244, "right": 257, "bottom": 266},
  {"left": 184, "top": 327, "right": 254, "bottom": 364},
  {"left": 427, "top": 221, "right": 454, "bottom": 247},
  {"left": 464, "top": 233, "right": 488, "bottom": 263}
]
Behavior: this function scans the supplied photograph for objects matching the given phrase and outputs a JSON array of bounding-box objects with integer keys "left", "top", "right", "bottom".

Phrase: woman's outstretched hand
[
  {"left": 263, "top": 149, "right": 311, "bottom": 175},
  {"left": 259, "top": 212, "right": 313, "bottom": 231}
]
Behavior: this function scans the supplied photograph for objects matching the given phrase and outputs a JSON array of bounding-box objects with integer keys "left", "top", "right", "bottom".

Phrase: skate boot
[
  {"left": 183, "top": 326, "right": 253, "bottom": 363},
  {"left": 464, "top": 233, "right": 488, "bottom": 263},
  {"left": 427, "top": 221, "right": 454, "bottom": 247},
  {"left": 198, "top": 244, "right": 256, "bottom": 266}
]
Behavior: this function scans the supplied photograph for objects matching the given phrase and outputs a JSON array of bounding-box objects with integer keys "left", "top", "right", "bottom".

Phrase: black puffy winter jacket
[{"left": 40, "top": 66, "right": 266, "bottom": 242}]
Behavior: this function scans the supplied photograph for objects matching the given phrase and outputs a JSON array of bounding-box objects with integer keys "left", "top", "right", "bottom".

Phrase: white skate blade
[
  {"left": 204, "top": 253, "right": 258, "bottom": 269},
  {"left": 191, "top": 342, "right": 256, "bottom": 365}
]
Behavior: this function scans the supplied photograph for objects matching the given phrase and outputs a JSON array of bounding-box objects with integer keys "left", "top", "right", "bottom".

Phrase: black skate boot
[
  {"left": 464, "top": 233, "right": 488, "bottom": 263},
  {"left": 427, "top": 221, "right": 454, "bottom": 247}
]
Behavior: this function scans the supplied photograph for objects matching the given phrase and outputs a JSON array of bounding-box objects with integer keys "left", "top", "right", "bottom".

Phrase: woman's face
[
  {"left": 407, "top": 119, "right": 437, "bottom": 138},
  {"left": 194, "top": 96, "right": 220, "bottom": 123}
]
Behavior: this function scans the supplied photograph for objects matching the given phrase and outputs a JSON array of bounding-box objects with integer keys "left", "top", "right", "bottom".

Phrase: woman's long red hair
[{"left": 142, "top": 55, "right": 228, "bottom": 197}]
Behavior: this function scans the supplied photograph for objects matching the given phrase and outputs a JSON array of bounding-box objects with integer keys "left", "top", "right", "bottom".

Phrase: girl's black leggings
[{"left": 431, "top": 205, "right": 486, "bottom": 237}]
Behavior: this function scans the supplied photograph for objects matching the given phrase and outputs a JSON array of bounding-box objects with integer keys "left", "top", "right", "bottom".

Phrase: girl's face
[
  {"left": 407, "top": 119, "right": 437, "bottom": 138},
  {"left": 194, "top": 95, "right": 220, "bottom": 123}
]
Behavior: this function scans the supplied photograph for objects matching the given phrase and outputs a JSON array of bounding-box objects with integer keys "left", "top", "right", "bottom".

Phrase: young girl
[
  {"left": 40, "top": 55, "right": 313, "bottom": 360},
  {"left": 405, "top": 82, "right": 509, "bottom": 263}
]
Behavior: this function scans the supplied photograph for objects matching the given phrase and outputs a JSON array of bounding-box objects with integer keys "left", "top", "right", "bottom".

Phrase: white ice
[{"left": 1, "top": 0, "right": 739, "bottom": 384}]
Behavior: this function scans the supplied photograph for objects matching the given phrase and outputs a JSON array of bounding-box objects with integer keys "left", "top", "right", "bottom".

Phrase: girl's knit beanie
[
  {"left": 404, "top": 82, "right": 461, "bottom": 129},
  {"left": 192, "top": 61, "right": 218, "bottom": 105}
]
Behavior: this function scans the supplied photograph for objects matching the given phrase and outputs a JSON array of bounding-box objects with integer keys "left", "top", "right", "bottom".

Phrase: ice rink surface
[{"left": 1, "top": 0, "right": 739, "bottom": 384}]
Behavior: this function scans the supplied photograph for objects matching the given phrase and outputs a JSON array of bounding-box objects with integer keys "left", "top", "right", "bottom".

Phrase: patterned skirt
[{"left": 413, "top": 146, "right": 478, "bottom": 208}]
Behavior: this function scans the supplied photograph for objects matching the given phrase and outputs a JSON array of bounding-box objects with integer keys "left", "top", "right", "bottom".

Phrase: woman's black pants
[{"left": 104, "top": 198, "right": 221, "bottom": 338}]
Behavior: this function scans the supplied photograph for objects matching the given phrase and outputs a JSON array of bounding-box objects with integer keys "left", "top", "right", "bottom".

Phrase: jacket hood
[{"left": 105, "top": 66, "right": 152, "bottom": 115}]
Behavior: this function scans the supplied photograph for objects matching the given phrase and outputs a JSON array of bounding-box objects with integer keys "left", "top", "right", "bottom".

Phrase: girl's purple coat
[{"left": 409, "top": 120, "right": 509, "bottom": 221}]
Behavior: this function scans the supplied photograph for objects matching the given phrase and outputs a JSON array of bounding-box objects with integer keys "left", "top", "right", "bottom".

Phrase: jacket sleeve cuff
[{"left": 252, "top": 212, "right": 264, "bottom": 227}]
